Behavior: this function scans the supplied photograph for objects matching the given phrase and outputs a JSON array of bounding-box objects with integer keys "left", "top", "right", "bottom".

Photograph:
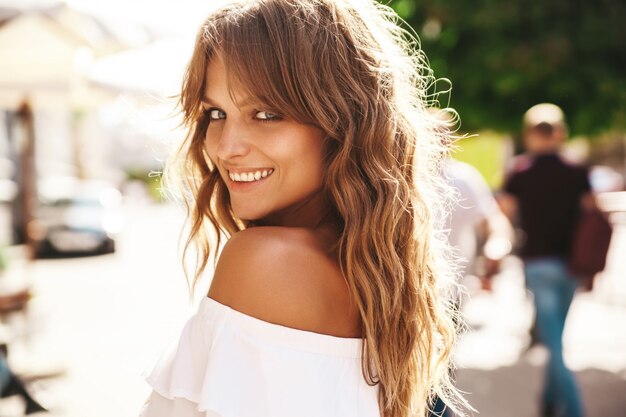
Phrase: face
[
  {"left": 523, "top": 124, "right": 565, "bottom": 154},
  {"left": 202, "top": 55, "right": 327, "bottom": 226}
]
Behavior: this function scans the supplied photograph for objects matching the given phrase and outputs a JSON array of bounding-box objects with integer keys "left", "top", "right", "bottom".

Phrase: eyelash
[{"left": 203, "top": 107, "right": 282, "bottom": 123}]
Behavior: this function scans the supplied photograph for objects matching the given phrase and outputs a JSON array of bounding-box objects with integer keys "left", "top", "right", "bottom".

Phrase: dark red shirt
[{"left": 504, "top": 153, "right": 591, "bottom": 259}]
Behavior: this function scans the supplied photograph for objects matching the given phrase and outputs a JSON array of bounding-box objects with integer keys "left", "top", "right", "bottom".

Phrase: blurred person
[
  {"left": 499, "top": 103, "right": 591, "bottom": 417},
  {"left": 139, "top": 1, "right": 469, "bottom": 417},
  {"left": 427, "top": 109, "right": 513, "bottom": 292},
  {"left": 429, "top": 158, "right": 513, "bottom": 417},
  {"left": 444, "top": 159, "right": 513, "bottom": 291}
]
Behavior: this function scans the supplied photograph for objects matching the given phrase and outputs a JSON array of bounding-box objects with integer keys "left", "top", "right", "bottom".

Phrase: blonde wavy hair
[{"left": 167, "top": 0, "right": 467, "bottom": 416}]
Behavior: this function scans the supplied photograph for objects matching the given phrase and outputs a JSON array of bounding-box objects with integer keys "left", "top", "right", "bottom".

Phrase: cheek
[
  {"left": 305, "top": 134, "right": 327, "bottom": 175},
  {"left": 305, "top": 150, "right": 326, "bottom": 184},
  {"left": 286, "top": 139, "right": 326, "bottom": 186},
  {"left": 203, "top": 133, "right": 218, "bottom": 164}
]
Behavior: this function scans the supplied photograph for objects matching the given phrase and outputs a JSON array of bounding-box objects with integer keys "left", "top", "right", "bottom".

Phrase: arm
[
  {"left": 496, "top": 193, "right": 518, "bottom": 224},
  {"left": 580, "top": 192, "right": 597, "bottom": 212},
  {"left": 480, "top": 210, "right": 514, "bottom": 261},
  {"left": 468, "top": 192, "right": 517, "bottom": 291},
  {"left": 453, "top": 162, "right": 514, "bottom": 285},
  {"left": 475, "top": 206, "right": 514, "bottom": 290}
]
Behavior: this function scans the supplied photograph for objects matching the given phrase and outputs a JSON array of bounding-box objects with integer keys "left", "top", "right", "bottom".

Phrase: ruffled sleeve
[{"left": 139, "top": 297, "right": 380, "bottom": 417}]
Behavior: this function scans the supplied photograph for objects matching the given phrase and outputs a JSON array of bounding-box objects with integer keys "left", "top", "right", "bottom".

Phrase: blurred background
[{"left": 0, "top": 0, "right": 624, "bottom": 416}]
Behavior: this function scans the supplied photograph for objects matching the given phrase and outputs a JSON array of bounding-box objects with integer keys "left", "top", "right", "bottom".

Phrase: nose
[{"left": 215, "top": 120, "right": 251, "bottom": 161}]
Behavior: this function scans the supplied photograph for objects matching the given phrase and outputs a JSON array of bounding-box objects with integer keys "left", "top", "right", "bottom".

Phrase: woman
[{"left": 140, "top": 1, "right": 466, "bottom": 416}]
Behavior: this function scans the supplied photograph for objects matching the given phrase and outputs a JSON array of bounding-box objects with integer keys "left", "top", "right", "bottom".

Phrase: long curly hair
[{"left": 166, "top": 0, "right": 467, "bottom": 416}]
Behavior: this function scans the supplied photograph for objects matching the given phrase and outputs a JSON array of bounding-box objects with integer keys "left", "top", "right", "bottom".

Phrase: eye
[
  {"left": 205, "top": 108, "right": 226, "bottom": 120},
  {"left": 255, "top": 111, "right": 281, "bottom": 122}
]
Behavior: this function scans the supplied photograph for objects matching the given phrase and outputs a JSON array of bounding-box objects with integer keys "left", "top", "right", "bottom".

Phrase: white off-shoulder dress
[{"left": 139, "top": 296, "right": 381, "bottom": 417}]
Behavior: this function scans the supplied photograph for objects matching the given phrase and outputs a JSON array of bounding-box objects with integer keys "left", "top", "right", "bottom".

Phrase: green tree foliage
[{"left": 386, "top": 0, "right": 626, "bottom": 135}]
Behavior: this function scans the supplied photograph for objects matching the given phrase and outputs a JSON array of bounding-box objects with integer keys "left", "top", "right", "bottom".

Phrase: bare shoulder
[{"left": 208, "top": 226, "right": 361, "bottom": 338}]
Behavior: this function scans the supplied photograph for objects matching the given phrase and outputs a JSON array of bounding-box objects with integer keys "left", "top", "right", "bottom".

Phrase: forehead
[
  {"left": 203, "top": 55, "right": 259, "bottom": 107},
  {"left": 204, "top": 56, "right": 230, "bottom": 99}
]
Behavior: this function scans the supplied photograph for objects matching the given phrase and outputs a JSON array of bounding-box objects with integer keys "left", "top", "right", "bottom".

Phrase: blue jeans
[{"left": 524, "top": 257, "right": 584, "bottom": 417}]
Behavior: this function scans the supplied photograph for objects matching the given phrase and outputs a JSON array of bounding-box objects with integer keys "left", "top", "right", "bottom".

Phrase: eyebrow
[{"left": 201, "top": 94, "right": 261, "bottom": 108}]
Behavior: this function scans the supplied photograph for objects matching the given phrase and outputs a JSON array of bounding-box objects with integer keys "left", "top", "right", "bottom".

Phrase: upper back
[
  {"left": 506, "top": 154, "right": 590, "bottom": 207},
  {"left": 504, "top": 153, "right": 591, "bottom": 257},
  {"left": 207, "top": 226, "right": 362, "bottom": 338}
]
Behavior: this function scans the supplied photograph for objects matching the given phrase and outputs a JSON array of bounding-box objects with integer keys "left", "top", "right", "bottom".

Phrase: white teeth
[{"left": 228, "top": 169, "right": 273, "bottom": 182}]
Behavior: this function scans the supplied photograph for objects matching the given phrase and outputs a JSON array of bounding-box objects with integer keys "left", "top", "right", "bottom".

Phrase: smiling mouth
[{"left": 228, "top": 169, "right": 274, "bottom": 183}]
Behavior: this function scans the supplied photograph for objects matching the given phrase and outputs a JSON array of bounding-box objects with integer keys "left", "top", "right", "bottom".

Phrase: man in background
[{"left": 499, "top": 103, "right": 591, "bottom": 417}]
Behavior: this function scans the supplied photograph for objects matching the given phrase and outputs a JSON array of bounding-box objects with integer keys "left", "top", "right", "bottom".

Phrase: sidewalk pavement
[{"left": 455, "top": 248, "right": 626, "bottom": 417}]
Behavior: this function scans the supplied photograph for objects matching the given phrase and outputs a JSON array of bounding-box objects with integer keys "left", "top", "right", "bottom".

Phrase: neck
[{"left": 256, "top": 190, "right": 336, "bottom": 230}]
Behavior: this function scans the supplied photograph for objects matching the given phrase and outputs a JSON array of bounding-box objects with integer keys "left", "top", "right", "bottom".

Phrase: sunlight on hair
[{"left": 164, "top": 1, "right": 473, "bottom": 416}]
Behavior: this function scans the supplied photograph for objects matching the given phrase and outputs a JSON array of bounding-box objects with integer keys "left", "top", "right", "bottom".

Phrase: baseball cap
[{"left": 523, "top": 103, "right": 566, "bottom": 128}]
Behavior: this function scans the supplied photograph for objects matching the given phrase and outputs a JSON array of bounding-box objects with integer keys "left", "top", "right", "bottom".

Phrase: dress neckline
[{"left": 200, "top": 296, "right": 364, "bottom": 358}]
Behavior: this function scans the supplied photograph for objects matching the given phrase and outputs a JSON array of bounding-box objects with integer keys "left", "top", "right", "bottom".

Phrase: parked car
[{"left": 32, "top": 178, "right": 122, "bottom": 257}]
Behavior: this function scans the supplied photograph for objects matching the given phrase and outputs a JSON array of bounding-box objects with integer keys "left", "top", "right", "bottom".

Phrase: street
[
  {"left": 0, "top": 202, "right": 197, "bottom": 417},
  {"left": 0, "top": 201, "right": 625, "bottom": 417}
]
